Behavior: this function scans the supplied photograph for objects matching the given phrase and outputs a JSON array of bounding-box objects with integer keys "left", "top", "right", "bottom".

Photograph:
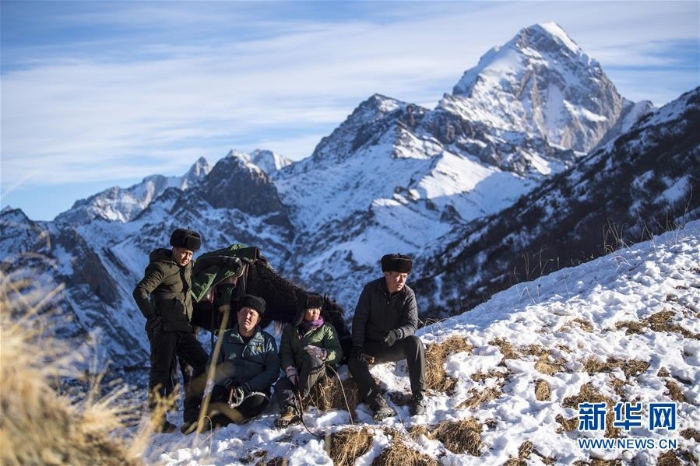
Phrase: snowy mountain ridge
[{"left": 54, "top": 157, "right": 212, "bottom": 225}]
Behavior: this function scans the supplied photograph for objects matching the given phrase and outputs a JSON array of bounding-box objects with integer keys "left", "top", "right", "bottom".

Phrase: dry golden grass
[
  {"left": 305, "top": 371, "right": 360, "bottom": 418},
  {"left": 535, "top": 379, "right": 551, "bottom": 401},
  {"left": 664, "top": 380, "right": 687, "bottom": 403},
  {"left": 657, "top": 449, "right": 698, "bottom": 466},
  {"left": 680, "top": 428, "right": 700, "bottom": 442},
  {"left": 503, "top": 440, "right": 533, "bottom": 466},
  {"left": 573, "top": 460, "right": 624, "bottom": 466},
  {"left": 370, "top": 441, "right": 439, "bottom": 466},
  {"left": 0, "top": 274, "right": 150, "bottom": 466},
  {"left": 457, "top": 387, "right": 503, "bottom": 410},
  {"left": 327, "top": 427, "right": 374, "bottom": 466},
  {"left": 519, "top": 344, "right": 566, "bottom": 375},
  {"left": 425, "top": 335, "right": 473, "bottom": 393},
  {"left": 489, "top": 337, "right": 519, "bottom": 362},
  {"left": 571, "top": 318, "right": 595, "bottom": 333},
  {"left": 616, "top": 309, "right": 700, "bottom": 339},
  {"left": 561, "top": 383, "right": 620, "bottom": 438},
  {"left": 470, "top": 369, "right": 507, "bottom": 383},
  {"left": 582, "top": 357, "right": 650, "bottom": 379},
  {"left": 431, "top": 418, "right": 482, "bottom": 456}
]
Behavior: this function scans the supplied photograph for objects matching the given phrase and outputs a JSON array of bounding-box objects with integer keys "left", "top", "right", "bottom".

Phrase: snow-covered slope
[{"left": 143, "top": 219, "right": 700, "bottom": 465}]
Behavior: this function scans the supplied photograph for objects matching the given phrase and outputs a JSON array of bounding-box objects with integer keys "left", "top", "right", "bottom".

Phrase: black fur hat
[
  {"left": 238, "top": 294, "right": 266, "bottom": 315},
  {"left": 303, "top": 293, "right": 324, "bottom": 310},
  {"left": 170, "top": 228, "right": 202, "bottom": 252},
  {"left": 381, "top": 253, "right": 413, "bottom": 273}
]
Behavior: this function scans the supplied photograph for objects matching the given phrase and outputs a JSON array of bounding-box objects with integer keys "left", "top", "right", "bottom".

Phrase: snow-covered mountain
[
  {"left": 413, "top": 86, "right": 700, "bottom": 317},
  {"left": 54, "top": 157, "right": 211, "bottom": 225},
  {"left": 444, "top": 22, "right": 634, "bottom": 154},
  {"left": 2, "top": 23, "right": 697, "bottom": 382}
]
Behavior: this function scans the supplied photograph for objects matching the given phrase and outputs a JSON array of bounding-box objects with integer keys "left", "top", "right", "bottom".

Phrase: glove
[
  {"left": 286, "top": 366, "right": 299, "bottom": 386},
  {"left": 350, "top": 346, "right": 363, "bottom": 360},
  {"left": 383, "top": 330, "right": 400, "bottom": 347},
  {"left": 145, "top": 315, "right": 162, "bottom": 337},
  {"left": 304, "top": 345, "right": 327, "bottom": 360},
  {"left": 223, "top": 378, "right": 237, "bottom": 392},
  {"left": 225, "top": 381, "right": 250, "bottom": 406}
]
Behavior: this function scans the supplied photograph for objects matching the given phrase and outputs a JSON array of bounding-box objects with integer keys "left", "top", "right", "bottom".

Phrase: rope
[
  {"left": 287, "top": 364, "right": 355, "bottom": 441},
  {"left": 293, "top": 387, "right": 324, "bottom": 439},
  {"left": 326, "top": 365, "right": 354, "bottom": 425}
]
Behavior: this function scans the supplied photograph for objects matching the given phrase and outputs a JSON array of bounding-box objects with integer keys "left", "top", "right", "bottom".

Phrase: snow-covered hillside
[{"left": 143, "top": 219, "right": 700, "bottom": 465}]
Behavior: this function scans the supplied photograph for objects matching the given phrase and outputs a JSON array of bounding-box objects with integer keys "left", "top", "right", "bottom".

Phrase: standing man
[
  {"left": 133, "top": 228, "right": 243, "bottom": 433},
  {"left": 348, "top": 253, "right": 427, "bottom": 421}
]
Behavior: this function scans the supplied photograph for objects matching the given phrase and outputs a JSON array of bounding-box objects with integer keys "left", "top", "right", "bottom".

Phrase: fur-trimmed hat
[
  {"left": 381, "top": 253, "right": 413, "bottom": 273},
  {"left": 169, "top": 228, "right": 202, "bottom": 252},
  {"left": 238, "top": 294, "right": 266, "bottom": 315}
]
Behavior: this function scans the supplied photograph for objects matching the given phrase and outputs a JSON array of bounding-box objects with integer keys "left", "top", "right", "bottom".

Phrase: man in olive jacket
[
  {"left": 133, "top": 228, "right": 243, "bottom": 433},
  {"left": 348, "top": 253, "right": 427, "bottom": 421}
]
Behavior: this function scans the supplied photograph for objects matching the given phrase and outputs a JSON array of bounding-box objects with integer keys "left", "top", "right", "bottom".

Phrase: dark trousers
[
  {"left": 208, "top": 384, "right": 270, "bottom": 424},
  {"left": 274, "top": 353, "right": 327, "bottom": 410},
  {"left": 348, "top": 335, "right": 426, "bottom": 404},
  {"left": 148, "top": 330, "right": 208, "bottom": 421}
]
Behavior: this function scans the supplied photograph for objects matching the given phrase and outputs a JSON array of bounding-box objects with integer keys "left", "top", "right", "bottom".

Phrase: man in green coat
[
  {"left": 273, "top": 294, "right": 343, "bottom": 428},
  {"left": 133, "top": 228, "right": 243, "bottom": 433}
]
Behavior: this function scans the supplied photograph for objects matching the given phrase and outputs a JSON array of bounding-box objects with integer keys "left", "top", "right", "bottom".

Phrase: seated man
[
  {"left": 273, "top": 293, "right": 344, "bottom": 428},
  {"left": 348, "top": 254, "right": 427, "bottom": 421},
  {"left": 183, "top": 294, "right": 280, "bottom": 433}
]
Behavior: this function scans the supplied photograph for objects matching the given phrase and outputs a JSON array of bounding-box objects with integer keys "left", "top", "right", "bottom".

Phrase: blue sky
[{"left": 1, "top": 1, "right": 698, "bottom": 221}]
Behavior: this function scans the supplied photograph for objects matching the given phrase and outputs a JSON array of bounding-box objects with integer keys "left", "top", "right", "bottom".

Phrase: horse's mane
[{"left": 244, "top": 261, "right": 350, "bottom": 341}]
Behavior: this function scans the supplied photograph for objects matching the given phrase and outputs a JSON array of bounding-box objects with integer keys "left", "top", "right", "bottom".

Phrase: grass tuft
[
  {"left": 0, "top": 273, "right": 149, "bottom": 466},
  {"left": 327, "top": 427, "right": 373, "bottom": 466}
]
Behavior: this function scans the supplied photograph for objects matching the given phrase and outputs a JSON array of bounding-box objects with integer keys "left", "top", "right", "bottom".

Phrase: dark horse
[{"left": 190, "top": 249, "right": 352, "bottom": 364}]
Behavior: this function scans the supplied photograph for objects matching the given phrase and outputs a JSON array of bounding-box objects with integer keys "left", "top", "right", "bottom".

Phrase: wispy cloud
[{"left": 1, "top": 1, "right": 698, "bottom": 220}]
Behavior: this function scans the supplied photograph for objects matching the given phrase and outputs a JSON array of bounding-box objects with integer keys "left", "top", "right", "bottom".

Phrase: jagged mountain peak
[
  {"left": 182, "top": 157, "right": 211, "bottom": 186},
  {"left": 250, "top": 149, "right": 292, "bottom": 175},
  {"left": 302, "top": 93, "right": 421, "bottom": 167},
  {"left": 355, "top": 93, "right": 404, "bottom": 118},
  {"left": 196, "top": 152, "right": 289, "bottom": 217},
  {"left": 53, "top": 158, "right": 211, "bottom": 225},
  {"left": 452, "top": 22, "right": 592, "bottom": 96},
  {"left": 443, "top": 22, "right": 631, "bottom": 153},
  {"left": 224, "top": 149, "right": 291, "bottom": 176}
]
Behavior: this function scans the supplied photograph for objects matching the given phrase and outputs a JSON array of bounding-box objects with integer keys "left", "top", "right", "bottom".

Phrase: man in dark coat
[
  {"left": 348, "top": 253, "right": 427, "bottom": 421},
  {"left": 189, "top": 294, "right": 280, "bottom": 433},
  {"left": 133, "top": 228, "right": 244, "bottom": 433}
]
